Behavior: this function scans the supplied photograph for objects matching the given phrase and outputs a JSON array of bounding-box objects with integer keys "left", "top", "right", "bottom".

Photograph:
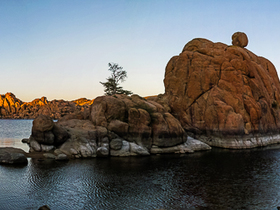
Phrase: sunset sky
[{"left": 1, "top": 0, "right": 280, "bottom": 102}]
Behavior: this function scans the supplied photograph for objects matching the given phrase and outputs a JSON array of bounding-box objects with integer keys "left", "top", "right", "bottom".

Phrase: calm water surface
[
  {"left": 1, "top": 120, "right": 280, "bottom": 209},
  {"left": 0, "top": 119, "right": 32, "bottom": 152}
]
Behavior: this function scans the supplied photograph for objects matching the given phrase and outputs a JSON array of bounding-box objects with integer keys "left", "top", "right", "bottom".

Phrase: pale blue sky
[{"left": 1, "top": 0, "right": 280, "bottom": 101}]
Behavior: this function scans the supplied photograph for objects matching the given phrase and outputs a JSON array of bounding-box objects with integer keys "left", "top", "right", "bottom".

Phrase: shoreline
[{"left": 196, "top": 133, "right": 280, "bottom": 149}]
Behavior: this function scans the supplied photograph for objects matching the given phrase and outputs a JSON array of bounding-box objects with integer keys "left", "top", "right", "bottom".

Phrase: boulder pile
[{"left": 27, "top": 94, "right": 210, "bottom": 158}]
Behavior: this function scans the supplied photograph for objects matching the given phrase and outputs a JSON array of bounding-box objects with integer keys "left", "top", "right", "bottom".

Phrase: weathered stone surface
[
  {"left": 32, "top": 131, "right": 55, "bottom": 145},
  {"left": 110, "top": 140, "right": 131, "bottom": 156},
  {"left": 232, "top": 32, "right": 248, "bottom": 47},
  {"left": 96, "top": 147, "right": 109, "bottom": 157},
  {"left": 196, "top": 133, "right": 280, "bottom": 149},
  {"left": 110, "top": 138, "right": 123, "bottom": 150},
  {"left": 0, "top": 148, "right": 28, "bottom": 165},
  {"left": 90, "top": 94, "right": 185, "bottom": 149},
  {"left": 91, "top": 96, "right": 126, "bottom": 127},
  {"left": 130, "top": 143, "right": 150, "bottom": 156},
  {"left": 52, "top": 124, "right": 70, "bottom": 146},
  {"left": 164, "top": 33, "right": 280, "bottom": 148},
  {"left": 41, "top": 144, "right": 55, "bottom": 152},
  {"left": 150, "top": 144, "right": 193, "bottom": 154},
  {"left": 56, "top": 120, "right": 98, "bottom": 158},
  {"left": 108, "top": 120, "right": 128, "bottom": 137},
  {"left": 56, "top": 153, "right": 69, "bottom": 161},
  {"left": 32, "top": 115, "right": 54, "bottom": 132},
  {"left": 30, "top": 139, "right": 41, "bottom": 152},
  {"left": 152, "top": 112, "right": 185, "bottom": 147},
  {"left": 185, "top": 137, "right": 212, "bottom": 151},
  {"left": 43, "top": 153, "right": 56, "bottom": 159}
]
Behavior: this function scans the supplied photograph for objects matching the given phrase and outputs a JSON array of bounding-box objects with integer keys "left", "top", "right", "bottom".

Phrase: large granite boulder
[
  {"left": 232, "top": 32, "right": 248, "bottom": 48},
  {"left": 164, "top": 32, "right": 280, "bottom": 148},
  {"left": 29, "top": 115, "right": 70, "bottom": 152}
]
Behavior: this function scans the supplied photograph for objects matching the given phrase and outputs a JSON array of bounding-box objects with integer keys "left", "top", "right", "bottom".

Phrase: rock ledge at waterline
[{"left": 22, "top": 32, "right": 280, "bottom": 158}]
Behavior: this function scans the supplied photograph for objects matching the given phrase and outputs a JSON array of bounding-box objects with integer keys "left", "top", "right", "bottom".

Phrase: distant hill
[{"left": 0, "top": 92, "right": 94, "bottom": 119}]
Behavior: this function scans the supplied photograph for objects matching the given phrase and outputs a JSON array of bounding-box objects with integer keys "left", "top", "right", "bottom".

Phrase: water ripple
[{"left": 1, "top": 148, "right": 280, "bottom": 209}]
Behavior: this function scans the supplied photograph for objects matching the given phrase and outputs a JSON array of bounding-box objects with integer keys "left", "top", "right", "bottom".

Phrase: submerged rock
[
  {"left": 38, "top": 205, "right": 51, "bottom": 210},
  {"left": 0, "top": 148, "right": 28, "bottom": 165}
]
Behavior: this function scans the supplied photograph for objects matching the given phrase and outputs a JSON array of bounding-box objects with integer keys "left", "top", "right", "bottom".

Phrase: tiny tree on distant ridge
[{"left": 100, "top": 63, "right": 133, "bottom": 96}]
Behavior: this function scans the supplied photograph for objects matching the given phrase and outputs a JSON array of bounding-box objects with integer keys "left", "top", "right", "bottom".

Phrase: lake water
[
  {"left": 1, "top": 120, "right": 280, "bottom": 209},
  {"left": 0, "top": 119, "right": 32, "bottom": 152}
]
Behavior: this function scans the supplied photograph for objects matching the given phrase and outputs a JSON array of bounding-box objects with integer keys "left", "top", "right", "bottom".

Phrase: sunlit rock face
[
  {"left": 163, "top": 32, "right": 280, "bottom": 148},
  {"left": 0, "top": 93, "right": 93, "bottom": 119}
]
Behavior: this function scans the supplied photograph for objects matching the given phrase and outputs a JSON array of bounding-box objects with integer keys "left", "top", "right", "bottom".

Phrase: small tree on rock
[{"left": 100, "top": 63, "right": 133, "bottom": 96}]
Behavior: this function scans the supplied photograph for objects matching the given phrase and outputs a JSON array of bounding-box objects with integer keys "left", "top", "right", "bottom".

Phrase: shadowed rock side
[
  {"left": 164, "top": 33, "right": 280, "bottom": 148},
  {"left": 0, "top": 93, "right": 93, "bottom": 119}
]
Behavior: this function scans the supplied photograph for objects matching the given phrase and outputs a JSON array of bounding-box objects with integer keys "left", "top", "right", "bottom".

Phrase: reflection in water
[{"left": 1, "top": 147, "right": 280, "bottom": 209}]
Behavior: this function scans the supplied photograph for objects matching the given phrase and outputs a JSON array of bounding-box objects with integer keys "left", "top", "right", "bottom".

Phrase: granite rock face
[
  {"left": 90, "top": 94, "right": 186, "bottom": 149},
  {"left": 164, "top": 32, "right": 280, "bottom": 148},
  {"left": 29, "top": 115, "right": 69, "bottom": 152}
]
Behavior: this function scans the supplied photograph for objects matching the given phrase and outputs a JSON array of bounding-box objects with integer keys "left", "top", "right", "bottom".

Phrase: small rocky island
[{"left": 3, "top": 32, "right": 280, "bottom": 163}]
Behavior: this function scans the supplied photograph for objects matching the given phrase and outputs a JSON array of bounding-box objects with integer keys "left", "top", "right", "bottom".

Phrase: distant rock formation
[
  {"left": 0, "top": 92, "right": 94, "bottom": 119},
  {"left": 164, "top": 32, "right": 280, "bottom": 148}
]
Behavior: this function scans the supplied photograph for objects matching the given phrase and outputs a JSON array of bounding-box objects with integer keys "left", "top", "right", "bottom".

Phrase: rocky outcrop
[
  {"left": 26, "top": 94, "right": 211, "bottom": 158},
  {"left": 163, "top": 32, "right": 280, "bottom": 148},
  {"left": 0, "top": 93, "right": 94, "bottom": 119},
  {"left": 27, "top": 115, "right": 69, "bottom": 152},
  {"left": 25, "top": 32, "right": 280, "bottom": 154}
]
